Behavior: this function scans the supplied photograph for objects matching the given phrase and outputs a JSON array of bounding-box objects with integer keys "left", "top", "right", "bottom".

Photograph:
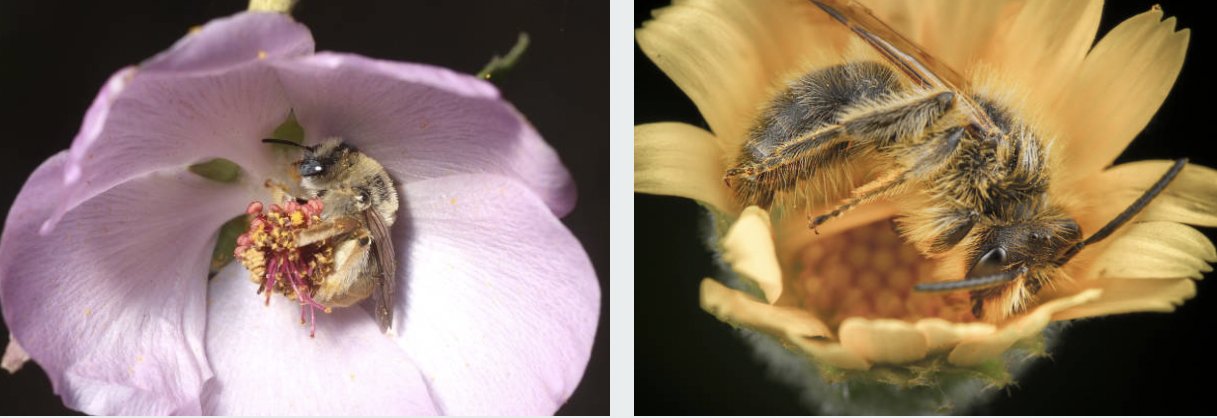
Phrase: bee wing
[
  {"left": 364, "top": 208, "right": 397, "bottom": 333},
  {"left": 811, "top": 0, "right": 999, "bottom": 137}
]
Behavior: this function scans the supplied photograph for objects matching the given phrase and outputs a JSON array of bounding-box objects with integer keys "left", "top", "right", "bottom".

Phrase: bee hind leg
[
  {"left": 809, "top": 125, "right": 965, "bottom": 230},
  {"left": 725, "top": 125, "right": 849, "bottom": 208},
  {"left": 294, "top": 216, "right": 363, "bottom": 247},
  {"left": 313, "top": 229, "right": 374, "bottom": 308},
  {"left": 838, "top": 90, "right": 956, "bottom": 144},
  {"left": 733, "top": 89, "right": 956, "bottom": 210}
]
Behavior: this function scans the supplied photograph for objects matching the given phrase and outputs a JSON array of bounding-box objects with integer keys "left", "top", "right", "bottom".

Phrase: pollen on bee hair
[{"left": 234, "top": 198, "right": 336, "bottom": 337}]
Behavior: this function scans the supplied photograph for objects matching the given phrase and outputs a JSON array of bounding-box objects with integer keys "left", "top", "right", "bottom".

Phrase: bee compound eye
[
  {"left": 298, "top": 160, "right": 325, "bottom": 177},
  {"left": 967, "top": 247, "right": 1007, "bottom": 279},
  {"left": 981, "top": 247, "right": 1006, "bottom": 265}
]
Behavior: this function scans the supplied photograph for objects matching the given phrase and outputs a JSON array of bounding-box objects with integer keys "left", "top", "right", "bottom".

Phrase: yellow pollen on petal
[
  {"left": 257, "top": 50, "right": 268, "bottom": 60},
  {"left": 797, "top": 220, "right": 974, "bottom": 327}
]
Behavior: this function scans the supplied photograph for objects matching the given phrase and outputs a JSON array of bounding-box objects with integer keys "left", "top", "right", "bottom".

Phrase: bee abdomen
[{"left": 745, "top": 61, "right": 902, "bottom": 162}]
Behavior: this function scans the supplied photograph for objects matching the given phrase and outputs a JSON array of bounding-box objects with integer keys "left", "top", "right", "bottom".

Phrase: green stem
[
  {"left": 248, "top": 0, "right": 298, "bottom": 14},
  {"left": 477, "top": 32, "right": 530, "bottom": 81}
]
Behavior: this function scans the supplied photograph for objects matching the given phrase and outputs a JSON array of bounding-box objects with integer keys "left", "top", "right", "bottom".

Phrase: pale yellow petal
[
  {"left": 1079, "top": 161, "right": 1217, "bottom": 227},
  {"left": 790, "top": 338, "right": 872, "bottom": 371},
  {"left": 637, "top": 0, "right": 848, "bottom": 150},
  {"left": 700, "top": 278, "right": 833, "bottom": 341},
  {"left": 1050, "top": 278, "right": 1196, "bottom": 320},
  {"left": 1083, "top": 221, "right": 1216, "bottom": 280},
  {"left": 838, "top": 317, "right": 929, "bottom": 364},
  {"left": 722, "top": 206, "right": 783, "bottom": 303},
  {"left": 914, "top": 318, "right": 996, "bottom": 354},
  {"left": 858, "top": 0, "right": 1099, "bottom": 110},
  {"left": 701, "top": 279, "right": 868, "bottom": 370},
  {"left": 982, "top": 0, "right": 1102, "bottom": 108},
  {"left": 948, "top": 289, "right": 1102, "bottom": 366},
  {"left": 1057, "top": 8, "right": 1189, "bottom": 176},
  {"left": 634, "top": 123, "right": 735, "bottom": 213},
  {"left": 859, "top": 0, "right": 1022, "bottom": 73}
]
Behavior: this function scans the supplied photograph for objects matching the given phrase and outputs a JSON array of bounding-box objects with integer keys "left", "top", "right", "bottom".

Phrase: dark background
[
  {"left": 636, "top": 0, "right": 1217, "bottom": 415},
  {"left": 0, "top": 0, "right": 607, "bottom": 415}
]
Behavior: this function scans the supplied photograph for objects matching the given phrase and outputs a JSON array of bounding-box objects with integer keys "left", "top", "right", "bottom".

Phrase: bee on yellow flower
[{"left": 636, "top": 0, "right": 1215, "bottom": 413}]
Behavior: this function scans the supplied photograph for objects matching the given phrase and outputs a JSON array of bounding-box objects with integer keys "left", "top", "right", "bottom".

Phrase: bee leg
[
  {"left": 725, "top": 125, "right": 849, "bottom": 208},
  {"left": 810, "top": 168, "right": 908, "bottom": 230},
  {"left": 967, "top": 284, "right": 1004, "bottom": 320},
  {"left": 838, "top": 90, "right": 956, "bottom": 145},
  {"left": 264, "top": 178, "right": 299, "bottom": 203},
  {"left": 294, "top": 216, "right": 363, "bottom": 247},
  {"left": 313, "top": 230, "right": 374, "bottom": 308},
  {"left": 810, "top": 126, "right": 965, "bottom": 230},
  {"left": 730, "top": 89, "right": 956, "bottom": 209}
]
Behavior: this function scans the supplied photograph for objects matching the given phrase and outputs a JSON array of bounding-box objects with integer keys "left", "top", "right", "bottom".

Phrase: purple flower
[{"left": 0, "top": 11, "right": 598, "bottom": 415}]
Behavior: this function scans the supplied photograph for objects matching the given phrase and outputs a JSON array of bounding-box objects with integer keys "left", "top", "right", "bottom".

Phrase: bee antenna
[
  {"left": 1055, "top": 158, "right": 1188, "bottom": 266},
  {"left": 261, "top": 138, "right": 314, "bottom": 151},
  {"left": 913, "top": 266, "right": 1028, "bottom": 292}
]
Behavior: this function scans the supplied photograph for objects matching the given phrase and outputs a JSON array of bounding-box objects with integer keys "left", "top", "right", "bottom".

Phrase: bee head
[
  {"left": 297, "top": 139, "right": 359, "bottom": 179},
  {"left": 965, "top": 215, "right": 1081, "bottom": 282},
  {"left": 260, "top": 137, "right": 358, "bottom": 180},
  {"left": 914, "top": 210, "right": 1082, "bottom": 294}
]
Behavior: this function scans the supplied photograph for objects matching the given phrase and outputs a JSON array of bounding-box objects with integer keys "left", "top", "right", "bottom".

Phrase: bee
[
  {"left": 722, "top": 0, "right": 1187, "bottom": 321},
  {"left": 262, "top": 137, "right": 399, "bottom": 332}
]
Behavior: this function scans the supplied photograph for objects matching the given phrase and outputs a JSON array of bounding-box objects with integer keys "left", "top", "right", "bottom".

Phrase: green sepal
[
  {"left": 271, "top": 110, "right": 305, "bottom": 144},
  {"left": 209, "top": 214, "right": 250, "bottom": 278},
  {"left": 188, "top": 158, "right": 242, "bottom": 183}
]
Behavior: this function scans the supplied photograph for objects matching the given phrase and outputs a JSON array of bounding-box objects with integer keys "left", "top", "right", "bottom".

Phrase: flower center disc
[
  {"left": 793, "top": 219, "right": 975, "bottom": 326},
  {"left": 234, "top": 199, "right": 337, "bottom": 337}
]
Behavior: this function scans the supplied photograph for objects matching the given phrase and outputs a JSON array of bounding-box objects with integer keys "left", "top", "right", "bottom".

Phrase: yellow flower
[{"left": 636, "top": 0, "right": 1215, "bottom": 412}]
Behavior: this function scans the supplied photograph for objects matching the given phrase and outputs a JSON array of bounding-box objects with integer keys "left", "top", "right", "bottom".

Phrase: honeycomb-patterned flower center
[{"left": 794, "top": 219, "right": 974, "bottom": 326}]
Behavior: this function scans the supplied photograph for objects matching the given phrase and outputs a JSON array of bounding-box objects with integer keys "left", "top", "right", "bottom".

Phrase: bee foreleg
[{"left": 264, "top": 178, "right": 300, "bottom": 204}]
